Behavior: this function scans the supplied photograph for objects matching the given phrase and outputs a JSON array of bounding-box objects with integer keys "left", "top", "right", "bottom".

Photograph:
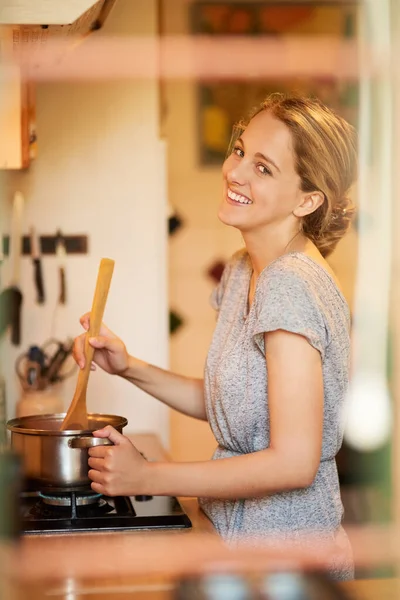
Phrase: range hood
[
  {"left": 0, "top": 0, "right": 116, "bottom": 26},
  {"left": 0, "top": 0, "right": 117, "bottom": 61}
]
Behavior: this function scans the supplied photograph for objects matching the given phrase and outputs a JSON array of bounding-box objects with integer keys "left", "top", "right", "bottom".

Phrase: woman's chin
[{"left": 218, "top": 204, "right": 241, "bottom": 228}]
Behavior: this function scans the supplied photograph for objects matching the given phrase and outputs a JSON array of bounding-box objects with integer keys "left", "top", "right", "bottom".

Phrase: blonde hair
[{"left": 237, "top": 93, "right": 358, "bottom": 257}]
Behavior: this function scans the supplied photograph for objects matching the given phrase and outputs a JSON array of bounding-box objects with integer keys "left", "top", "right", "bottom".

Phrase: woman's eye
[
  {"left": 257, "top": 163, "right": 272, "bottom": 176},
  {"left": 233, "top": 146, "right": 244, "bottom": 158}
]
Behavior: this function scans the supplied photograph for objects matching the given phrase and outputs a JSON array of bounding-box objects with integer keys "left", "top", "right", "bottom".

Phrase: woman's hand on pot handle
[
  {"left": 72, "top": 313, "right": 130, "bottom": 375},
  {"left": 88, "top": 425, "right": 151, "bottom": 497}
]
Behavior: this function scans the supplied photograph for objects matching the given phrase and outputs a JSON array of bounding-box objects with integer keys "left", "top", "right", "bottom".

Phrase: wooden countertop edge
[
  {"left": 6, "top": 531, "right": 400, "bottom": 599},
  {"left": 13, "top": 524, "right": 400, "bottom": 580}
]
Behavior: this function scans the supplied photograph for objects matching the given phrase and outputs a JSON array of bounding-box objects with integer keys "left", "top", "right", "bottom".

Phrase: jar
[{"left": 16, "top": 388, "right": 64, "bottom": 418}]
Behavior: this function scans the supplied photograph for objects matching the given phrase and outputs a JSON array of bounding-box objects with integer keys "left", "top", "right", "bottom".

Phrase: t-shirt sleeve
[{"left": 252, "top": 268, "right": 328, "bottom": 359}]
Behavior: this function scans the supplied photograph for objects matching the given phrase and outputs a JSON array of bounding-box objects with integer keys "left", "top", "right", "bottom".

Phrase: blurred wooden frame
[{"left": 190, "top": 1, "right": 359, "bottom": 166}]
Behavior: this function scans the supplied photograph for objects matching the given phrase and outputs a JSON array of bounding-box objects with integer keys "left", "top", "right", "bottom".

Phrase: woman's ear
[{"left": 293, "top": 191, "right": 325, "bottom": 218}]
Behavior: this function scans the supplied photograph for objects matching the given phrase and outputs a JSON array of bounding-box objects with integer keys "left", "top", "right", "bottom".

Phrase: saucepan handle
[{"left": 68, "top": 436, "right": 113, "bottom": 448}]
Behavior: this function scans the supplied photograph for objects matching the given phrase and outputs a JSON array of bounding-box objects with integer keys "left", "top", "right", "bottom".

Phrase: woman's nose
[{"left": 226, "top": 161, "right": 248, "bottom": 187}]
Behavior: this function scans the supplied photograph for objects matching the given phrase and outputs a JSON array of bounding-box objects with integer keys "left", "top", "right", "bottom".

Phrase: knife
[
  {"left": 30, "top": 226, "right": 45, "bottom": 304},
  {"left": 8, "top": 191, "right": 24, "bottom": 345},
  {"left": 55, "top": 231, "right": 66, "bottom": 305}
]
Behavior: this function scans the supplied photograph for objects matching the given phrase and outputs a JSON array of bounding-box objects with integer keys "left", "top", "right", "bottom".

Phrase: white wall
[{"left": 0, "top": 0, "right": 170, "bottom": 445}]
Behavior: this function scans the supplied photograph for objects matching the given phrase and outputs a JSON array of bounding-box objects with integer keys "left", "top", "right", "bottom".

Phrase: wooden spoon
[{"left": 60, "top": 258, "right": 115, "bottom": 431}]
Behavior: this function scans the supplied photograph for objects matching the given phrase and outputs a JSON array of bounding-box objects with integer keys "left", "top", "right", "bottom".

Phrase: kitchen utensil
[
  {"left": 0, "top": 375, "right": 6, "bottom": 450},
  {"left": 43, "top": 338, "right": 75, "bottom": 384},
  {"left": 0, "top": 192, "right": 24, "bottom": 344},
  {"left": 55, "top": 231, "right": 66, "bottom": 305},
  {"left": 15, "top": 339, "right": 76, "bottom": 392},
  {"left": 16, "top": 345, "right": 46, "bottom": 391},
  {"left": 15, "top": 341, "right": 73, "bottom": 418},
  {"left": 0, "top": 244, "right": 7, "bottom": 449},
  {"left": 7, "top": 413, "right": 127, "bottom": 490},
  {"left": 9, "top": 191, "right": 23, "bottom": 345},
  {"left": 30, "top": 226, "right": 45, "bottom": 304},
  {"left": 0, "top": 228, "right": 5, "bottom": 337},
  {"left": 60, "top": 258, "right": 115, "bottom": 431}
]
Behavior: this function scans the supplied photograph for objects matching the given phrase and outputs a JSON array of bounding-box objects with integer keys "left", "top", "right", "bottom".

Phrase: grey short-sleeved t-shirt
[{"left": 199, "top": 249, "right": 353, "bottom": 579}]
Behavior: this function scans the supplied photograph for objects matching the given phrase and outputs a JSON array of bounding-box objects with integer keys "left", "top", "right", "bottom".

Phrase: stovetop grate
[{"left": 20, "top": 492, "right": 192, "bottom": 534}]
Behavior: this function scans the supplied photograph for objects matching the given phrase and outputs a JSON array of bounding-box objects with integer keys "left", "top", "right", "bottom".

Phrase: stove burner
[
  {"left": 20, "top": 491, "right": 192, "bottom": 534},
  {"left": 39, "top": 492, "right": 102, "bottom": 507},
  {"left": 29, "top": 490, "right": 115, "bottom": 521}
]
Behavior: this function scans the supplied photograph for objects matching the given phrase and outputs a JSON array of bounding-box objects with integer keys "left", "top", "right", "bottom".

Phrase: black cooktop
[{"left": 20, "top": 490, "right": 192, "bottom": 535}]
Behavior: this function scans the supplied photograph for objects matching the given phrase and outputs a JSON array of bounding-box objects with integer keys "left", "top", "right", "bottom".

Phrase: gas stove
[{"left": 20, "top": 489, "right": 192, "bottom": 535}]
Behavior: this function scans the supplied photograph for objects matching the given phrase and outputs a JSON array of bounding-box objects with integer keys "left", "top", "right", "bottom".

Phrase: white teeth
[{"left": 227, "top": 189, "right": 252, "bottom": 205}]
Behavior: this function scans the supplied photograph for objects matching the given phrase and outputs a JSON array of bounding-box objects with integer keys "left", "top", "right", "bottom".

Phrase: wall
[
  {"left": 0, "top": 0, "right": 170, "bottom": 445},
  {"left": 163, "top": 0, "right": 358, "bottom": 462},
  {"left": 163, "top": 0, "right": 241, "bottom": 461}
]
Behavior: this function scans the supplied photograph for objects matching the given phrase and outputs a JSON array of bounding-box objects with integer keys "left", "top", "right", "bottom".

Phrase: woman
[{"left": 73, "top": 94, "right": 357, "bottom": 579}]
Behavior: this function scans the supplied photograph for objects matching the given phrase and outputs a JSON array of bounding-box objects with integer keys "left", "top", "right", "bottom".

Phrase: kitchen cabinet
[
  {"left": 0, "top": 65, "right": 35, "bottom": 169},
  {"left": 0, "top": 0, "right": 118, "bottom": 170}
]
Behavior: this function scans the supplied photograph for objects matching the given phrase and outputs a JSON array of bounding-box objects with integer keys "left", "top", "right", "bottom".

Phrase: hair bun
[
  {"left": 332, "top": 196, "right": 355, "bottom": 221},
  {"left": 313, "top": 196, "right": 356, "bottom": 257}
]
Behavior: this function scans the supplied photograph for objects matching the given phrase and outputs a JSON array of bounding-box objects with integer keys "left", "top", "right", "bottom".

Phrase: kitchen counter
[
  {"left": 17, "top": 577, "right": 400, "bottom": 600},
  {"left": 3, "top": 434, "right": 399, "bottom": 599}
]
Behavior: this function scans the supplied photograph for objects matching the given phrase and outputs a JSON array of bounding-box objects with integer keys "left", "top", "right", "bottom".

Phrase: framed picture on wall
[{"left": 190, "top": 2, "right": 359, "bottom": 166}]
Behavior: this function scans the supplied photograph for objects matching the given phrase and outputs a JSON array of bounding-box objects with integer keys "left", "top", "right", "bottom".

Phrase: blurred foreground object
[
  {"left": 0, "top": 451, "right": 21, "bottom": 540},
  {"left": 175, "top": 571, "right": 350, "bottom": 600},
  {"left": 0, "top": 450, "right": 22, "bottom": 599},
  {"left": 344, "top": 0, "right": 393, "bottom": 452}
]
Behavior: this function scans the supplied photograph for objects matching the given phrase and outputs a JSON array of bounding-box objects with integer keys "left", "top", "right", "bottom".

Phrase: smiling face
[{"left": 219, "top": 110, "right": 315, "bottom": 238}]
